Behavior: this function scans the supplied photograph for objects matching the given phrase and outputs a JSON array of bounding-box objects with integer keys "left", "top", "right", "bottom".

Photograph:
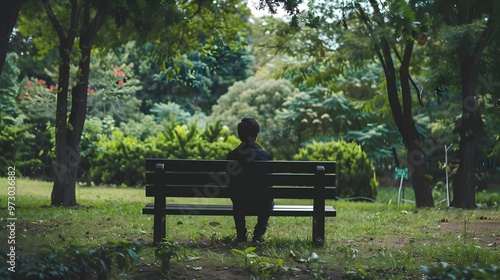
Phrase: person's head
[{"left": 237, "top": 118, "right": 260, "bottom": 143}]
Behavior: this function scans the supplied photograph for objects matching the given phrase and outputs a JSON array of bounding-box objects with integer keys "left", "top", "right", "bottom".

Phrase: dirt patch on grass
[
  {"left": 133, "top": 264, "right": 348, "bottom": 280},
  {"left": 438, "top": 219, "right": 500, "bottom": 245}
]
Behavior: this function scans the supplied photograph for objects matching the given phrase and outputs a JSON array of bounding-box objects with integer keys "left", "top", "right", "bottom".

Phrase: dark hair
[{"left": 237, "top": 118, "right": 260, "bottom": 142}]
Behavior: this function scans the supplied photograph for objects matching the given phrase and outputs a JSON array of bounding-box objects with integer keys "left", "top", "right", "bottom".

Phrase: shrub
[
  {"left": 156, "top": 117, "right": 239, "bottom": 160},
  {"left": 91, "top": 129, "right": 161, "bottom": 187},
  {"left": 0, "top": 114, "right": 41, "bottom": 175},
  {"left": 90, "top": 118, "right": 239, "bottom": 186},
  {"left": 293, "top": 140, "right": 378, "bottom": 199},
  {"left": 476, "top": 190, "right": 499, "bottom": 207}
]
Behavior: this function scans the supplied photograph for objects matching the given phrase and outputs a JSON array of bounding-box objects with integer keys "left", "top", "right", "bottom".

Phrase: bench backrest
[{"left": 145, "top": 159, "right": 336, "bottom": 199}]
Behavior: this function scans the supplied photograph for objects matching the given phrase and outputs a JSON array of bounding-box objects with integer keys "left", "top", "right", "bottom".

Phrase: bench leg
[
  {"left": 153, "top": 214, "right": 166, "bottom": 244},
  {"left": 313, "top": 166, "right": 326, "bottom": 246},
  {"left": 312, "top": 214, "right": 325, "bottom": 247},
  {"left": 153, "top": 196, "right": 166, "bottom": 244}
]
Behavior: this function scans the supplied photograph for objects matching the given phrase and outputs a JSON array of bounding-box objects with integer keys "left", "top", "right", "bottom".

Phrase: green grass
[{"left": 1, "top": 178, "right": 499, "bottom": 279}]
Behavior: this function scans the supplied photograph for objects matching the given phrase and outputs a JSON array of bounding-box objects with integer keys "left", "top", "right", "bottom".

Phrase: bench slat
[
  {"left": 142, "top": 203, "right": 336, "bottom": 217},
  {"left": 146, "top": 159, "right": 336, "bottom": 173},
  {"left": 146, "top": 172, "right": 335, "bottom": 187},
  {"left": 145, "top": 185, "right": 336, "bottom": 199}
]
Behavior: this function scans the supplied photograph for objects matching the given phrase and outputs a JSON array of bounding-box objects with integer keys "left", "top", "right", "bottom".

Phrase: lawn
[{"left": 0, "top": 178, "right": 499, "bottom": 279}]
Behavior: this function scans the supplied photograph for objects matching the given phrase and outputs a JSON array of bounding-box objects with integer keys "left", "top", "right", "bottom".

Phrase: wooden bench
[{"left": 142, "top": 158, "right": 336, "bottom": 246}]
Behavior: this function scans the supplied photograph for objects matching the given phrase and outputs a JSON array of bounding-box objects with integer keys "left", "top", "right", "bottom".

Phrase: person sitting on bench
[{"left": 226, "top": 118, "right": 273, "bottom": 243}]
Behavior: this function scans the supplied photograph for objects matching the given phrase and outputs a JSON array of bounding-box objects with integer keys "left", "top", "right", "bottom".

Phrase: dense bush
[
  {"left": 293, "top": 140, "right": 378, "bottom": 199},
  {"left": 89, "top": 117, "right": 239, "bottom": 187},
  {"left": 90, "top": 129, "right": 161, "bottom": 187},
  {"left": 0, "top": 114, "right": 41, "bottom": 175},
  {"left": 156, "top": 118, "right": 239, "bottom": 160}
]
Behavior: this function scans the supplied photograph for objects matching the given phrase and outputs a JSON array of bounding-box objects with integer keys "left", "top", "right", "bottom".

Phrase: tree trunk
[
  {"left": 51, "top": 46, "right": 72, "bottom": 206},
  {"left": 399, "top": 40, "right": 434, "bottom": 208},
  {"left": 51, "top": 39, "right": 75, "bottom": 206},
  {"left": 362, "top": 0, "right": 434, "bottom": 207},
  {"left": 408, "top": 140, "right": 434, "bottom": 207},
  {"left": 54, "top": 2, "right": 110, "bottom": 206},
  {"left": 380, "top": 37, "right": 434, "bottom": 207},
  {"left": 47, "top": 0, "right": 79, "bottom": 206},
  {"left": 0, "top": 0, "right": 21, "bottom": 75},
  {"left": 449, "top": 6, "right": 494, "bottom": 209},
  {"left": 450, "top": 55, "right": 484, "bottom": 209}
]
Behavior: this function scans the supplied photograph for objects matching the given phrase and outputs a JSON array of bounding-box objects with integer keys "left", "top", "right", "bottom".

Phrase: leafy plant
[
  {"left": 4, "top": 240, "right": 141, "bottom": 280},
  {"left": 232, "top": 246, "right": 287, "bottom": 278},
  {"left": 90, "top": 128, "right": 162, "bottom": 186},
  {"left": 0, "top": 113, "right": 41, "bottom": 175},
  {"left": 290, "top": 250, "right": 325, "bottom": 270},
  {"left": 155, "top": 239, "right": 183, "bottom": 272},
  {"left": 422, "top": 262, "right": 499, "bottom": 280},
  {"left": 293, "top": 140, "right": 378, "bottom": 199}
]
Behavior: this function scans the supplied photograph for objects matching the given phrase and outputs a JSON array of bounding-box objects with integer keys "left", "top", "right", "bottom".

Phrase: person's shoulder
[
  {"left": 226, "top": 148, "right": 238, "bottom": 160},
  {"left": 256, "top": 147, "right": 273, "bottom": 160}
]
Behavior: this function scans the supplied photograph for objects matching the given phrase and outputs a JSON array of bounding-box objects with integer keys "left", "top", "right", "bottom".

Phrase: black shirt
[{"left": 226, "top": 142, "right": 273, "bottom": 199}]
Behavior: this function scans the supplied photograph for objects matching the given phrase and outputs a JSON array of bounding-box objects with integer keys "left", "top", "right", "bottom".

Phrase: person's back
[
  {"left": 226, "top": 118, "right": 273, "bottom": 243},
  {"left": 227, "top": 141, "right": 272, "bottom": 198}
]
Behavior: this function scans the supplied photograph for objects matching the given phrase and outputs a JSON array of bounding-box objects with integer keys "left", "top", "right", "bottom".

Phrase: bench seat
[{"left": 142, "top": 203, "right": 336, "bottom": 216}]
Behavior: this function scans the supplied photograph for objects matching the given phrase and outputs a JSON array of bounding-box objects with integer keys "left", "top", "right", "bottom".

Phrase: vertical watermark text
[{"left": 6, "top": 166, "right": 16, "bottom": 273}]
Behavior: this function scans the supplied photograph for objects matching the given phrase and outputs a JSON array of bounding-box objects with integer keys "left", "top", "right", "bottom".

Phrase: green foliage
[
  {"left": 476, "top": 190, "right": 499, "bottom": 207},
  {"left": 157, "top": 117, "right": 239, "bottom": 160},
  {"left": 155, "top": 239, "right": 183, "bottom": 272},
  {"left": 278, "top": 87, "right": 382, "bottom": 144},
  {"left": 421, "top": 262, "right": 499, "bottom": 280},
  {"left": 0, "top": 53, "right": 21, "bottom": 117},
  {"left": 87, "top": 43, "right": 144, "bottom": 124},
  {"left": 16, "top": 77, "right": 57, "bottom": 126},
  {"left": 90, "top": 128, "right": 162, "bottom": 187},
  {"left": 290, "top": 250, "right": 325, "bottom": 270},
  {"left": 1, "top": 240, "right": 141, "bottom": 280},
  {"left": 232, "top": 246, "right": 287, "bottom": 278},
  {"left": 89, "top": 117, "right": 238, "bottom": 186},
  {"left": 293, "top": 140, "right": 378, "bottom": 199},
  {"left": 150, "top": 102, "right": 192, "bottom": 124},
  {"left": 161, "top": 46, "right": 255, "bottom": 114},
  {"left": 118, "top": 115, "right": 162, "bottom": 141},
  {"left": 0, "top": 113, "right": 41, "bottom": 175},
  {"left": 211, "top": 76, "right": 298, "bottom": 159}
]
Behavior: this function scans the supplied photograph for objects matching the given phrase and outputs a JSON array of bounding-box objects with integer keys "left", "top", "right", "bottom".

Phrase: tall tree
[
  {"left": 358, "top": 0, "right": 434, "bottom": 207},
  {"left": 257, "top": 0, "right": 435, "bottom": 206},
  {"left": 45, "top": 0, "right": 111, "bottom": 206},
  {"left": 433, "top": 0, "right": 499, "bottom": 209},
  {"left": 17, "top": 0, "right": 250, "bottom": 206}
]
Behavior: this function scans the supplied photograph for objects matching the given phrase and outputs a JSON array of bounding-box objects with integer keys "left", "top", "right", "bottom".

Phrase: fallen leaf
[{"left": 186, "top": 265, "right": 202, "bottom": 271}]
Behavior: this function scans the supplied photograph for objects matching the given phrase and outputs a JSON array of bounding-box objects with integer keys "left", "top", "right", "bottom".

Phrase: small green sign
[{"left": 395, "top": 167, "right": 409, "bottom": 180}]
